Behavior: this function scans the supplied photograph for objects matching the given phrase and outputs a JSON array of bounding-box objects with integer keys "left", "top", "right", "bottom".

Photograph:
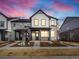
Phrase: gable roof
[
  {"left": 0, "top": 12, "right": 8, "bottom": 18},
  {"left": 60, "top": 17, "right": 79, "bottom": 33},
  {"left": 11, "top": 19, "right": 30, "bottom": 22},
  {"left": 30, "top": 9, "right": 58, "bottom": 20},
  {"left": 48, "top": 16, "right": 58, "bottom": 20},
  {"left": 7, "top": 17, "right": 19, "bottom": 21},
  {"left": 0, "top": 12, "right": 20, "bottom": 21}
]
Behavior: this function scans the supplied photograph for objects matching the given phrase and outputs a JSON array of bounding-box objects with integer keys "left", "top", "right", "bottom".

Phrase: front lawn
[{"left": 0, "top": 41, "right": 14, "bottom": 47}]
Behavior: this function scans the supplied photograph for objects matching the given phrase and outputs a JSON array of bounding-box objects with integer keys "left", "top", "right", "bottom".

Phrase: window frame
[
  {"left": 34, "top": 19, "right": 39, "bottom": 26},
  {"left": 0, "top": 21, "right": 5, "bottom": 27},
  {"left": 51, "top": 20, "right": 54, "bottom": 25},
  {"left": 41, "top": 19, "right": 46, "bottom": 26},
  {"left": 41, "top": 31, "right": 49, "bottom": 37},
  {"left": 13, "top": 23, "right": 16, "bottom": 27}
]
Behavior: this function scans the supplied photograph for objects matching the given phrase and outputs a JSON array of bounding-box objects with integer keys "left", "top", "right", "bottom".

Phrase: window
[
  {"left": 41, "top": 31, "right": 49, "bottom": 37},
  {"left": 36, "top": 31, "right": 39, "bottom": 36},
  {"left": 0, "top": 21, "right": 4, "bottom": 27},
  {"left": 51, "top": 31, "right": 55, "bottom": 37},
  {"left": 41, "top": 19, "right": 46, "bottom": 26},
  {"left": 24, "top": 26, "right": 27, "bottom": 28},
  {"left": 34, "top": 19, "right": 38, "bottom": 26},
  {"left": 13, "top": 23, "right": 16, "bottom": 27},
  {"left": 51, "top": 20, "right": 54, "bottom": 25}
]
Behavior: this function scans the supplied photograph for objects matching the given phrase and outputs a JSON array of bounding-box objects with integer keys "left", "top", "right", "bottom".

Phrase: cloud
[
  {"left": 0, "top": 0, "right": 38, "bottom": 9},
  {"left": 0, "top": 0, "right": 38, "bottom": 17},
  {"left": 75, "top": 0, "right": 79, "bottom": 3},
  {"left": 53, "top": 3, "right": 74, "bottom": 11},
  {"left": 18, "top": 0, "right": 38, "bottom": 8},
  {"left": 52, "top": 0, "right": 74, "bottom": 11}
]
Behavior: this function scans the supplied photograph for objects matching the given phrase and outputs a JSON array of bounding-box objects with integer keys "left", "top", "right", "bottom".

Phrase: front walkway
[{"left": 33, "top": 41, "right": 40, "bottom": 47}]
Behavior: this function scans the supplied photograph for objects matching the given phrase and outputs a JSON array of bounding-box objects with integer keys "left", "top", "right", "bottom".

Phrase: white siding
[
  {"left": 50, "top": 18, "right": 58, "bottom": 41},
  {"left": 12, "top": 22, "right": 30, "bottom": 30},
  {"left": 6, "top": 21, "right": 12, "bottom": 31},
  {"left": 31, "top": 12, "right": 50, "bottom": 28},
  {"left": 0, "top": 14, "right": 7, "bottom": 29},
  {"left": 50, "top": 18, "right": 57, "bottom": 26},
  {"left": 50, "top": 27, "right": 57, "bottom": 41}
]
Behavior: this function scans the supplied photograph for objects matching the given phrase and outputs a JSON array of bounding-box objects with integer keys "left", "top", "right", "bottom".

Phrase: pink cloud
[
  {"left": 0, "top": 2, "right": 25, "bottom": 17},
  {"left": 18, "top": 0, "right": 38, "bottom": 8},
  {"left": 75, "top": 0, "right": 79, "bottom": 2},
  {"left": 0, "top": 0, "right": 38, "bottom": 9},
  {"left": 53, "top": 2, "right": 74, "bottom": 11},
  {"left": 0, "top": 0, "right": 38, "bottom": 17}
]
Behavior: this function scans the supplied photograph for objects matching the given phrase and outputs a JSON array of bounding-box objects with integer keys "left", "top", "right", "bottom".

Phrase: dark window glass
[
  {"left": 13, "top": 23, "right": 15, "bottom": 27},
  {"left": 0, "top": 21, "right": 4, "bottom": 27}
]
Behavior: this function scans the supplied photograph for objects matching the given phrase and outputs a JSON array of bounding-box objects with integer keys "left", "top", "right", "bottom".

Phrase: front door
[{"left": 35, "top": 31, "right": 39, "bottom": 40}]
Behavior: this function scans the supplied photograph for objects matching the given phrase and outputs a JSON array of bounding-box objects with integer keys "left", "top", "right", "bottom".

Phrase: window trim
[
  {"left": 0, "top": 21, "right": 5, "bottom": 27},
  {"left": 51, "top": 20, "right": 54, "bottom": 25},
  {"left": 41, "top": 19, "right": 46, "bottom": 26}
]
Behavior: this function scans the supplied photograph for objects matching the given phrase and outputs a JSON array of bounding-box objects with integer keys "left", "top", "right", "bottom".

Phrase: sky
[{"left": 0, "top": 0, "right": 79, "bottom": 25}]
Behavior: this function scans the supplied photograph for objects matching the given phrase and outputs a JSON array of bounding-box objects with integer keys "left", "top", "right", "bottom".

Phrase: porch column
[
  {"left": 3, "top": 31, "right": 5, "bottom": 41},
  {"left": 39, "top": 30, "right": 41, "bottom": 41},
  {"left": 15, "top": 31, "right": 17, "bottom": 40},
  {"left": 49, "top": 30, "right": 51, "bottom": 41}
]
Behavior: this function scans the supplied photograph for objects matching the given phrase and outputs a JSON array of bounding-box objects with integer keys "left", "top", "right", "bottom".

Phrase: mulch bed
[{"left": 40, "top": 41, "right": 67, "bottom": 47}]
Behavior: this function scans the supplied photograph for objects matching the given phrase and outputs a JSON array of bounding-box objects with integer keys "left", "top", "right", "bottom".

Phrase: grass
[
  {"left": 40, "top": 41, "right": 67, "bottom": 47},
  {"left": 0, "top": 47, "right": 79, "bottom": 56},
  {"left": 0, "top": 41, "right": 13, "bottom": 47}
]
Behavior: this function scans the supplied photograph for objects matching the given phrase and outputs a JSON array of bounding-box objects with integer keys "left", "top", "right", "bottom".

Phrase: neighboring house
[
  {"left": 11, "top": 19, "right": 31, "bottom": 41},
  {"left": 0, "top": 12, "right": 8, "bottom": 41},
  {"left": 0, "top": 9, "right": 58, "bottom": 41},
  {"left": 59, "top": 17, "right": 79, "bottom": 41}
]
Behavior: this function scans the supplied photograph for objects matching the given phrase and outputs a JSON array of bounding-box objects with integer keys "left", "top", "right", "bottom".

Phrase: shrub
[{"left": 73, "top": 34, "right": 79, "bottom": 42}]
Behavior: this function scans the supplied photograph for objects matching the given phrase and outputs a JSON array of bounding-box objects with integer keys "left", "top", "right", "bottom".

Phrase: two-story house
[
  {"left": 30, "top": 10, "right": 58, "bottom": 41},
  {"left": 0, "top": 12, "right": 8, "bottom": 41},
  {"left": 11, "top": 19, "right": 31, "bottom": 41},
  {"left": 0, "top": 10, "right": 58, "bottom": 41}
]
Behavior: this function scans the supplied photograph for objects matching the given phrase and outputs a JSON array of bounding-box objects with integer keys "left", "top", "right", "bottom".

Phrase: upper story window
[
  {"left": 0, "top": 21, "right": 4, "bottom": 27},
  {"left": 13, "top": 23, "right": 16, "bottom": 27},
  {"left": 41, "top": 19, "right": 46, "bottom": 26},
  {"left": 51, "top": 20, "right": 54, "bottom": 25},
  {"left": 34, "top": 19, "right": 38, "bottom": 26}
]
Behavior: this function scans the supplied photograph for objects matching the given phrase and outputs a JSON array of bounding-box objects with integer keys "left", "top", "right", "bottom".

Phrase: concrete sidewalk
[
  {"left": 34, "top": 41, "right": 40, "bottom": 47},
  {"left": 0, "top": 56, "right": 79, "bottom": 59}
]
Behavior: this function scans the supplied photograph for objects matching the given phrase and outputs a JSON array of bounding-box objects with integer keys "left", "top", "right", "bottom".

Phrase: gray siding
[{"left": 60, "top": 17, "right": 79, "bottom": 32}]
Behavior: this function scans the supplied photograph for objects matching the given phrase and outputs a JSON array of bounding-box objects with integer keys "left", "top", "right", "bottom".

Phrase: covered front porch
[
  {"left": 14, "top": 29, "right": 31, "bottom": 41},
  {"left": 31, "top": 28, "right": 51, "bottom": 41}
]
